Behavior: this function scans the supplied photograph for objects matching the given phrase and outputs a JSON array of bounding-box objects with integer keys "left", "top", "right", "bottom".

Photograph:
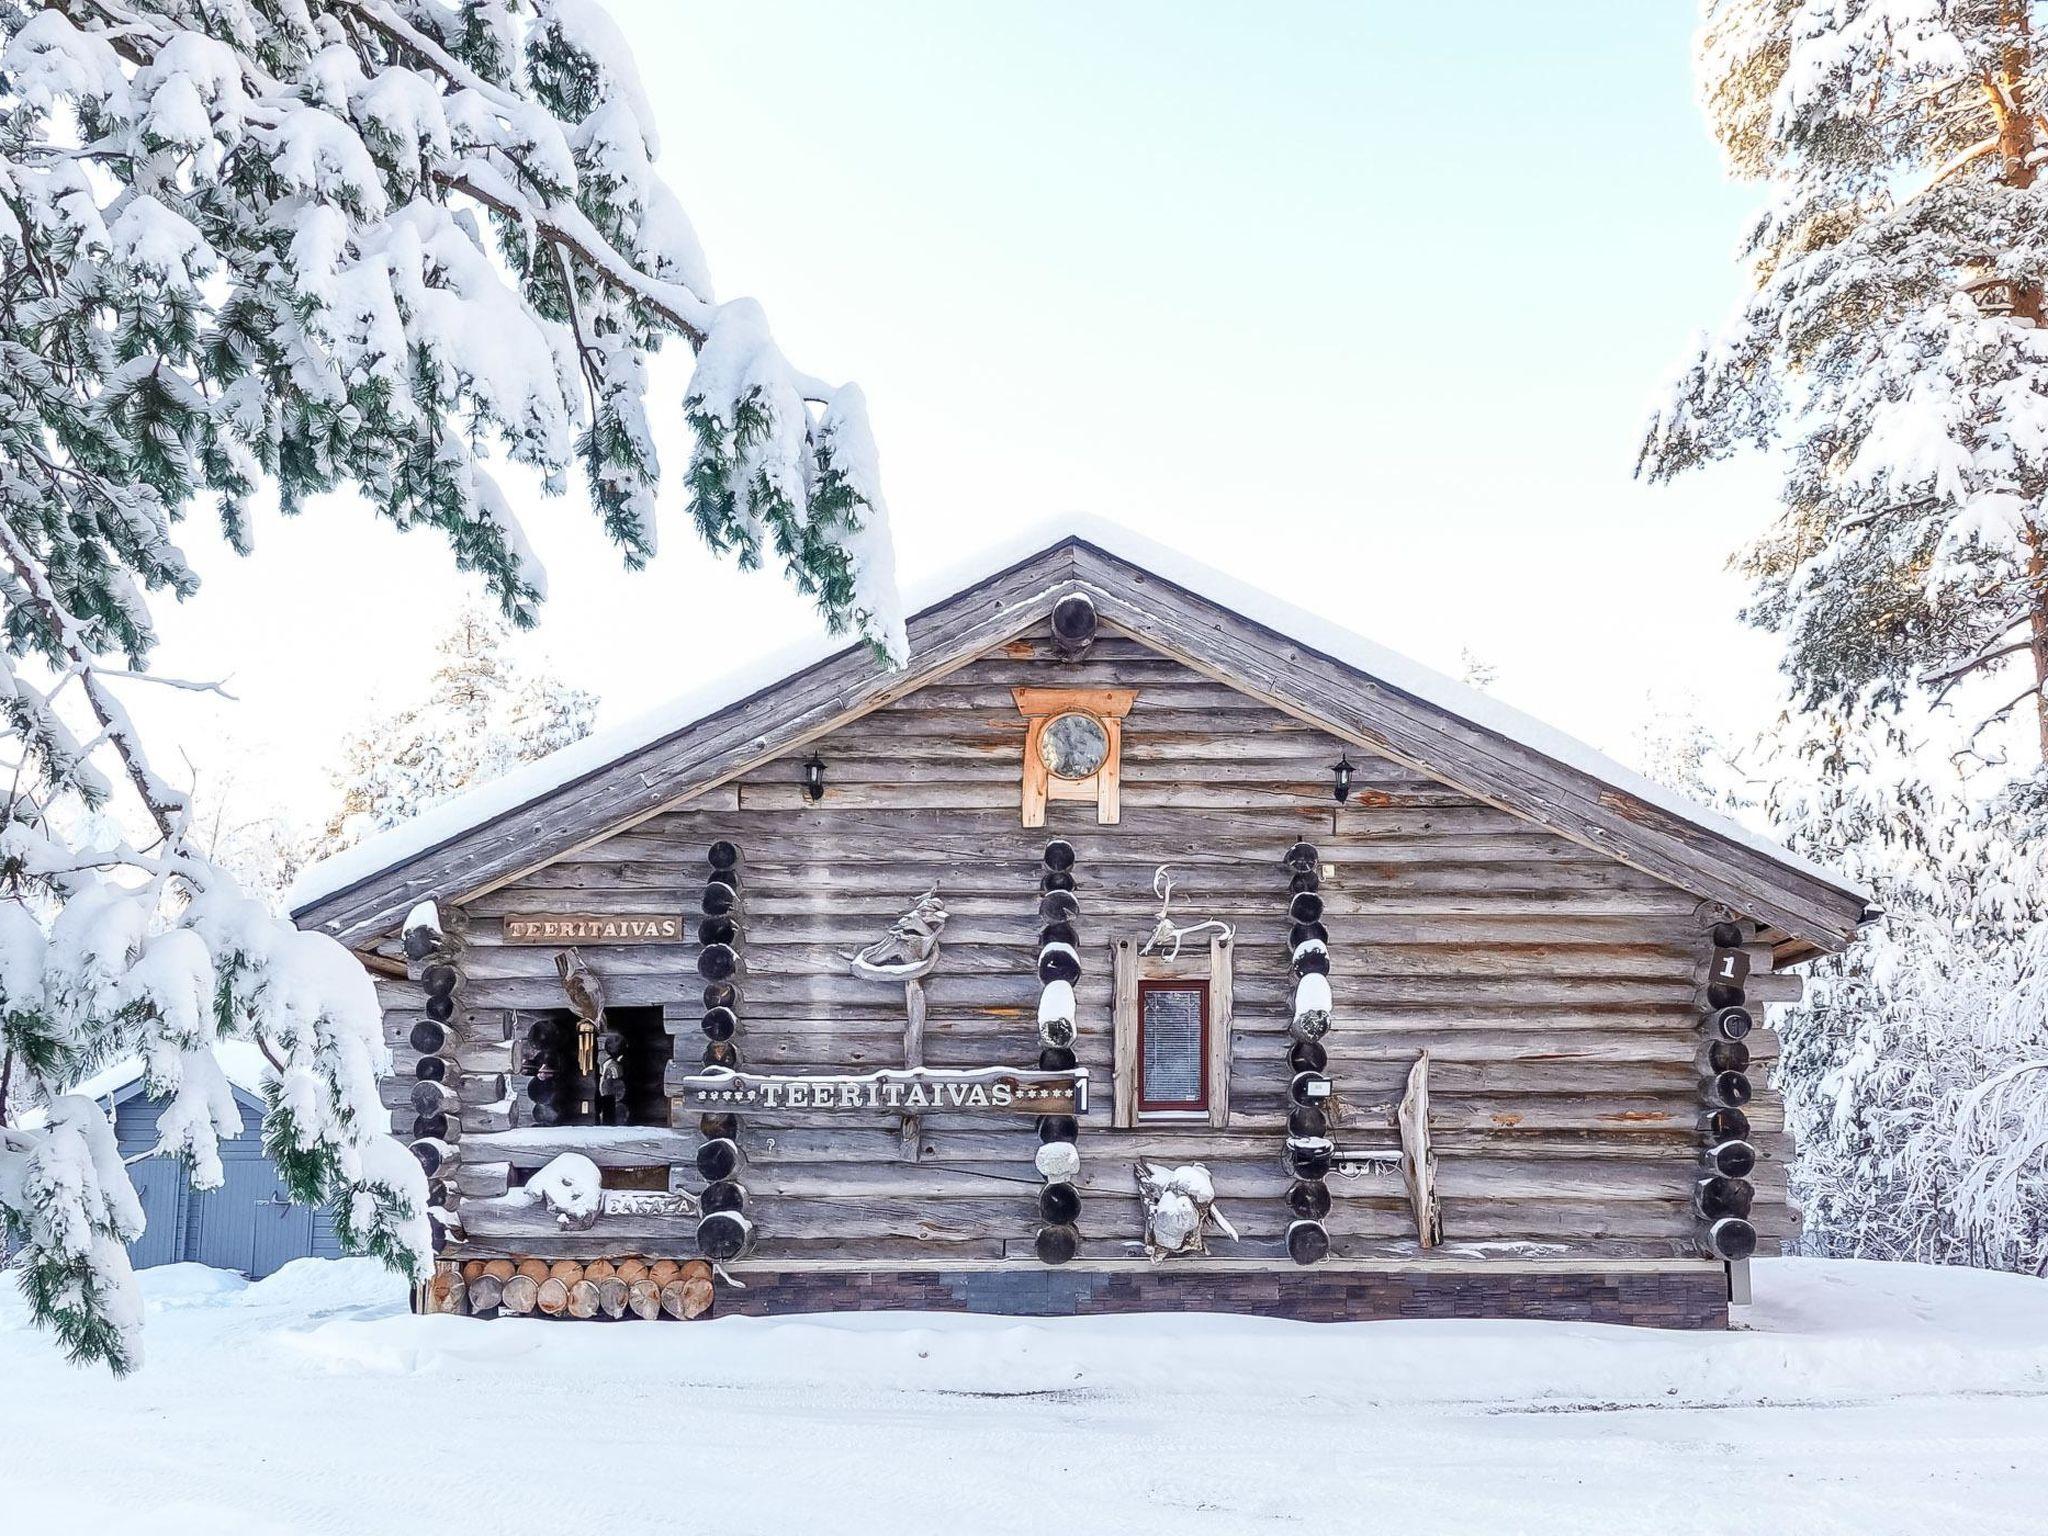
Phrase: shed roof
[{"left": 287, "top": 517, "right": 1872, "bottom": 957}]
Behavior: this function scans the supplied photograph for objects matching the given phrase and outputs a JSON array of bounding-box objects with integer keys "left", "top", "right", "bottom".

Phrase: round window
[{"left": 1038, "top": 711, "right": 1110, "bottom": 780}]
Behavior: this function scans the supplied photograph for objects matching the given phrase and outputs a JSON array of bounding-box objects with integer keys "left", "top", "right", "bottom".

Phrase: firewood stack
[
  {"left": 460, "top": 1256, "right": 715, "bottom": 1320},
  {"left": 1282, "top": 841, "right": 1334, "bottom": 1266},
  {"left": 1697, "top": 917, "right": 1759, "bottom": 1264},
  {"left": 1033, "top": 839, "right": 1083, "bottom": 1265},
  {"left": 403, "top": 902, "right": 463, "bottom": 1252},
  {"left": 696, "top": 841, "right": 755, "bottom": 1265}
]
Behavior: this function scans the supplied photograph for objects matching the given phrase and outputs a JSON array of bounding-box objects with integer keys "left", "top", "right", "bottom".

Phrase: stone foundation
[{"left": 716, "top": 1266, "right": 1729, "bottom": 1329}]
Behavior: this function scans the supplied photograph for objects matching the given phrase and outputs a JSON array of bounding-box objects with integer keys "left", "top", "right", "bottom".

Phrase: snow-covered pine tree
[
  {"left": 0, "top": 0, "right": 900, "bottom": 1371},
  {"left": 1641, "top": 3, "right": 2048, "bottom": 775},
  {"left": 314, "top": 603, "right": 595, "bottom": 853},
  {"left": 1755, "top": 710, "right": 2048, "bottom": 1273}
]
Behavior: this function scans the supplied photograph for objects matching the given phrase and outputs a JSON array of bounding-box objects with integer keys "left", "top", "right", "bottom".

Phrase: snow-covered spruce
[
  {"left": 1641, "top": 4, "right": 2048, "bottom": 779},
  {"left": 2, "top": 886, "right": 429, "bottom": 1372},
  {"left": 318, "top": 608, "right": 596, "bottom": 861}
]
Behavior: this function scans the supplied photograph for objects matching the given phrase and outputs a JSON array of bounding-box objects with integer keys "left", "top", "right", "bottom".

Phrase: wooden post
[{"left": 900, "top": 976, "right": 926, "bottom": 1162}]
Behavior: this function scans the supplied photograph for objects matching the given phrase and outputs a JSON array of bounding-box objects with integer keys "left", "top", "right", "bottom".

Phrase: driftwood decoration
[
  {"left": 552, "top": 948, "right": 607, "bottom": 1124},
  {"left": 844, "top": 887, "right": 948, "bottom": 1161},
  {"left": 1139, "top": 865, "right": 1234, "bottom": 959},
  {"left": 1134, "top": 1163, "right": 1239, "bottom": 1262},
  {"left": 1397, "top": 1052, "right": 1442, "bottom": 1248}
]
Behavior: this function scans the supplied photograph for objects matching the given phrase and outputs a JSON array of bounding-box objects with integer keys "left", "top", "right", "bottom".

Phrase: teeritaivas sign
[
  {"left": 501, "top": 913, "right": 684, "bottom": 944},
  {"left": 678, "top": 1065, "right": 1089, "bottom": 1117}
]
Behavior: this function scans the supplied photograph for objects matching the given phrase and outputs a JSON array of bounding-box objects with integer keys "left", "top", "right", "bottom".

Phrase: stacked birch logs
[
  {"left": 403, "top": 902, "right": 463, "bottom": 1252},
  {"left": 1697, "top": 917, "right": 1759, "bottom": 1263},
  {"left": 1033, "top": 839, "right": 1083, "bottom": 1265},
  {"left": 1282, "top": 841, "right": 1334, "bottom": 1266},
  {"left": 460, "top": 1257, "right": 715, "bottom": 1320},
  {"left": 696, "top": 841, "right": 755, "bottom": 1264}
]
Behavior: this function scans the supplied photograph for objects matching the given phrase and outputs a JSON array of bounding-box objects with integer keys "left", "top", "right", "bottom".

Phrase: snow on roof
[
  {"left": 286, "top": 514, "right": 1867, "bottom": 920},
  {"left": 15, "top": 1040, "right": 273, "bottom": 1130}
]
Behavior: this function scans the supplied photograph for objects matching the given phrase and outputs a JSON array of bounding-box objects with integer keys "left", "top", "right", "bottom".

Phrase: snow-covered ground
[{"left": 4, "top": 1258, "right": 2046, "bottom": 1534}]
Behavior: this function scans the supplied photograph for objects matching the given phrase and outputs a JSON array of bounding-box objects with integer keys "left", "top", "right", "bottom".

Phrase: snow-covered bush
[{"left": 0, "top": 0, "right": 900, "bottom": 1371}]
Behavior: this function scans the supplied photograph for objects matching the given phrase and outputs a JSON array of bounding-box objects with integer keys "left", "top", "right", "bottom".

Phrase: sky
[{"left": 136, "top": 2, "right": 1790, "bottom": 844}]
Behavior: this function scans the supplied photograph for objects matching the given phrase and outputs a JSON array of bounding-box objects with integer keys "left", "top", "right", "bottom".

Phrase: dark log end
[
  {"left": 1706, "top": 981, "right": 1746, "bottom": 1010},
  {"left": 1288, "top": 891, "right": 1325, "bottom": 924},
  {"left": 1039, "top": 888, "right": 1081, "bottom": 922},
  {"left": 703, "top": 981, "right": 740, "bottom": 1012},
  {"left": 702, "top": 1178, "right": 747, "bottom": 1215},
  {"left": 1291, "top": 950, "right": 1331, "bottom": 979},
  {"left": 701, "top": 1006, "right": 739, "bottom": 1041},
  {"left": 1704, "top": 1216, "right": 1758, "bottom": 1263},
  {"left": 1042, "top": 839, "right": 1076, "bottom": 873},
  {"left": 697, "top": 1210, "right": 752, "bottom": 1262},
  {"left": 1039, "top": 920, "right": 1080, "bottom": 950},
  {"left": 411, "top": 1112, "right": 448, "bottom": 1141},
  {"left": 1710, "top": 920, "right": 1746, "bottom": 949},
  {"left": 707, "top": 839, "right": 741, "bottom": 871},
  {"left": 1050, "top": 593, "right": 1098, "bottom": 655},
  {"left": 1286, "top": 1220, "right": 1331, "bottom": 1266},
  {"left": 1037, "top": 1115, "right": 1079, "bottom": 1144},
  {"left": 701, "top": 882, "right": 739, "bottom": 917},
  {"left": 1039, "top": 1182, "right": 1082, "bottom": 1224},
  {"left": 1284, "top": 841, "right": 1320, "bottom": 872},
  {"left": 1286, "top": 1178, "right": 1332, "bottom": 1220},
  {"left": 413, "top": 1054, "right": 448, "bottom": 1083},
  {"left": 1038, "top": 1045, "right": 1078, "bottom": 1072},
  {"left": 408, "top": 1021, "right": 447, "bottom": 1056},
  {"left": 1039, "top": 869, "right": 1076, "bottom": 893},
  {"left": 702, "top": 1040, "right": 742, "bottom": 1069},
  {"left": 423, "top": 992, "right": 457, "bottom": 1024},
  {"left": 1288, "top": 921, "right": 1329, "bottom": 949},
  {"left": 699, "top": 1113, "right": 740, "bottom": 1140},
  {"left": 698, "top": 915, "right": 737, "bottom": 948},
  {"left": 697, "top": 943, "right": 740, "bottom": 982},
  {"left": 1037, "top": 948, "right": 1082, "bottom": 985},
  {"left": 1288, "top": 1040, "right": 1329, "bottom": 1074},
  {"left": 1708, "top": 1005, "right": 1753, "bottom": 1041},
  {"left": 1287, "top": 1105, "right": 1328, "bottom": 1139},
  {"left": 1702, "top": 1107, "right": 1750, "bottom": 1141},
  {"left": 1288, "top": 1071, "right": 1333, "bottom": 1108},
  {"left": 1287, "top": 1145, "right": 1334, "bottom": 1180},
  {"left": 421, "top": 964, "right": 460, "bottom": 1001},
  {"left": 1289, "top": 869, "right": 1321, "bottom": 895},
  {"left": 1034, "top": 1223, "right": 1079, "bottom": 1266},
  {"left": 695, "top": 1137, "right": 743, "bottom": 1183}
]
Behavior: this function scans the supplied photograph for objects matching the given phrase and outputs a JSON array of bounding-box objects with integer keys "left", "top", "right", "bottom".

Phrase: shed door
[
  {"left": 126, "top": 1158, "right": 186, "bottom": 1270},
  {"left": 251, "top": 1185, "right": 315, "bottom": 1278},
  {"left": 188, "top": 1158, "right": 269, "bottom": 1274}
]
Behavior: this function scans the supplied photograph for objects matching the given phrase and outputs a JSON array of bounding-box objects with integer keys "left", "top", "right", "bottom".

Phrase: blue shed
[{"left": 106, "top": 1070, "right": 344, "bottom": 1279}]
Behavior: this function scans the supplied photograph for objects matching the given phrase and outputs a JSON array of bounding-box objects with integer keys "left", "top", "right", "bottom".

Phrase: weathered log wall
[{"left": 381, "top": 631, "right": 1797, "bottom": 1269}]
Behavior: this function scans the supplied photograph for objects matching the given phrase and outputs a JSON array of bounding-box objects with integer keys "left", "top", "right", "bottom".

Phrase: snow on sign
[
  {"left": 679, "top": 1065, "right": 1090, "bottom": 1116},
  {"left": 502, "top": 912, "right": 684, "bottom": 944}
]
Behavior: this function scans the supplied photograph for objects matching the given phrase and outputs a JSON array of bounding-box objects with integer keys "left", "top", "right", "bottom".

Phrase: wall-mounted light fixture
[
  {"left": 1332, "top": 754, "right": 1354, "bottom": 804},
  {"left": 803, "top": 754, "right": 827, "bottom": 803}
]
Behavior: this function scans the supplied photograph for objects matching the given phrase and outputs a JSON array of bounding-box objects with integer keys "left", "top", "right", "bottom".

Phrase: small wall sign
[
  {"left": 502, "top": 913, "right": 684, "bottom": 944},
  {"left": 678, "top": 1065, "right": 1089, "bottom": 1117}
]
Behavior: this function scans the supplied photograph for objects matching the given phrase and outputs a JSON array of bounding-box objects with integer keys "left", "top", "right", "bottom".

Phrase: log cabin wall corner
[{"left": 301, "top": 528, "right": 1873, "bottom": 1329}]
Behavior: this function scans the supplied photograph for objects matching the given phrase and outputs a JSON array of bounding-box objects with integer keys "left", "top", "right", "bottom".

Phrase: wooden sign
[
  {"left": 502, "top": 913, "right": 683, "bottom": 945},
  {"left": 678, "top": 1065, "right": 1089, "bottom": 1117}
]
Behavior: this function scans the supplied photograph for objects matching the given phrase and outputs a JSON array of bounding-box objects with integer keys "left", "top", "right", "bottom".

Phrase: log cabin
[{"left": 288, "top": 523, "right": 1873, "bottom": 1328}]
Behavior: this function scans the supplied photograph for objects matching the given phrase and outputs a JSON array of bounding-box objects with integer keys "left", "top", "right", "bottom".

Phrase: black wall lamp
[
  {"left": 803, "top": 754, "right": 827, "bottom": 803},
  {"left": 1332, "top": 754, "right": 1354, "bottom": 804}
]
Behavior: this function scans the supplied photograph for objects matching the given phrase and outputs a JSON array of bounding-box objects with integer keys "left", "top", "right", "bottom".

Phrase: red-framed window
[{"left": 1136, "top": 978, "right": 1209, "bottom": 1114}]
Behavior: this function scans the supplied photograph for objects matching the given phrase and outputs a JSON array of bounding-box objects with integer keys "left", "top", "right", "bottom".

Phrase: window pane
[{"left": 1141, "top": 984, "right": 1205, "bottom": 1107}]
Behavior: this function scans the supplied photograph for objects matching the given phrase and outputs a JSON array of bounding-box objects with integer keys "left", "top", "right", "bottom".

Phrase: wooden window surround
[
  {"left": 1112, "top": 935, "right": 1234, "bottom": 1129},
  {"left": 1012, "top": 687, "right": 1136, "bottom": 827}
]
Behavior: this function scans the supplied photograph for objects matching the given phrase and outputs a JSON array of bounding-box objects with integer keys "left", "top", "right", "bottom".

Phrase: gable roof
[{"left": 287, "top": 517, "right": 1873, "bottom": 957}]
